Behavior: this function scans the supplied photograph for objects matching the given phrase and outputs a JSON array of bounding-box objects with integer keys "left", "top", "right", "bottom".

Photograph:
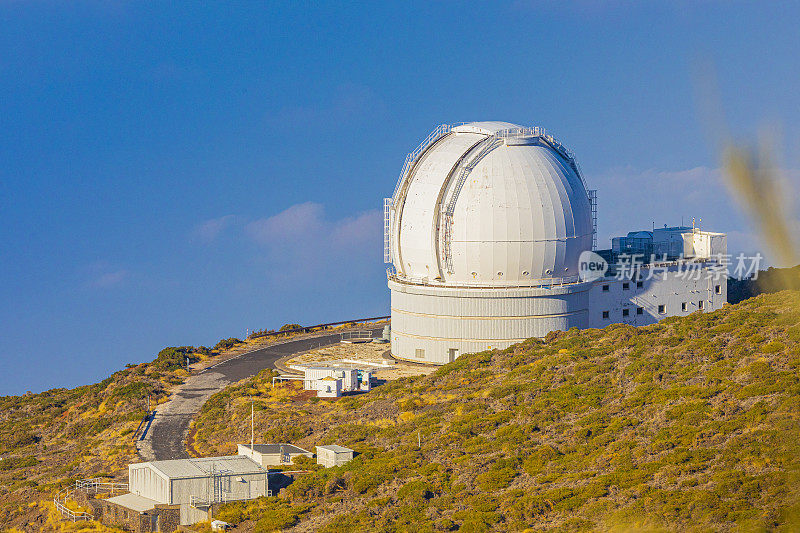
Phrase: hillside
[
  {"left": 193, "top": 292, "right": 800, "bottom": 532},
  {"left": 0, "top": 338, "right": 247, "bottom": 531},
  {"left": 727, "top": 265, "right": 800, "bottom": 304},
  {"left": 0, "top": 322, "right": 380, "bottom": 532}
]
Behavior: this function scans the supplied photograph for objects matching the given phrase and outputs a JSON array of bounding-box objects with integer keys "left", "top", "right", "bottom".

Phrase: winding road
[{"left": 137, "top": 326, "right": 385, "bottom": 461}]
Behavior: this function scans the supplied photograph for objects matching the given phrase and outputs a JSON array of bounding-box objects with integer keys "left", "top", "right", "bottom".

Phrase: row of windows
[
  {"left": 602, "top": 281, "right": 645, "bottom": 291},
  {"left": 602, "top": 300, "right": 708, "bottom": 319},
  {"left": 602, "top": 283, "right": 722, "bottom": 294},
  {"left": 602, "top": 308, "right": 645, "bottom": 319}
]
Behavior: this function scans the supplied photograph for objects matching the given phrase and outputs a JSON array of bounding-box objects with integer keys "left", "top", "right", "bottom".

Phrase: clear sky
[{"left": 2, "top": 1, "right": 798, "bottom": 395}]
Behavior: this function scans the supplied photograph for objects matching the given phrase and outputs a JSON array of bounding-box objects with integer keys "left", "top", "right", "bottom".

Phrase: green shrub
[
  {"left": 214, "top": 337, "right": 242, "bottom": 351},
  {"left": 254, "top": 509, "right": 300, "bottom": 532},
  {"left": 152, "top": 346, "right": 197, "bottom": 371},
  {"left": 475, "top": 466, "right": 517, "bottom": 492},
  {"left": 0, "top": 456, "right": 39, "bottom": 471}
]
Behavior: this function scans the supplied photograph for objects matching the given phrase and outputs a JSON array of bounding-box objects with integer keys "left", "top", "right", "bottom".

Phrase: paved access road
[{"left": 137, "top": 327, "right": 384, "bottom": 461}]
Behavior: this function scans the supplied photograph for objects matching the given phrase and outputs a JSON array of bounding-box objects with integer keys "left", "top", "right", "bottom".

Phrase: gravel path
[{"left": 137, "top": 327, "right": 384, "bottom": 461}]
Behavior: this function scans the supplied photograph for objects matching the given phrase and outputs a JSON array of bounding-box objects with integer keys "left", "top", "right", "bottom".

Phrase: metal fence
[
  {"left": 250, "top": 316, "right": 390, "bottom": 339},
  {"left": 54, "top": 478, "right": 129, "bottom": 522}
]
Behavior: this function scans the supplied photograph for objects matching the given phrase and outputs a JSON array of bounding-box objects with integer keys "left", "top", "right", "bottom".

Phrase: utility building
[
  {"left": 237, "top": 443, "right": 313, "bottom": 467},
  {"left": 316, "top": 445, "right": 354, "bottom": 467},
  {"left": 384, "top": 122, "right": 727, "bottom": 364},
  {"left": 302, "top": 366, "right": 372, "bottom": 397},
  {"left": 125, "top": 456, "right": 268, "bottom": 526}
]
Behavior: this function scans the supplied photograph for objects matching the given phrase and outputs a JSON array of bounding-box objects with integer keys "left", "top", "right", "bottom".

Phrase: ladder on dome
[
  {"left": 386, "top": 124, "right": 453, "bottom": 267},
  {"left": 383, "top": 197, "right": 393, "bottom": 263},
  {"left": 441, "top": 136, "right": 504, "bottom": 273},
  {"left": 588, "top": 190, "right": 598, "bottom": 250}
]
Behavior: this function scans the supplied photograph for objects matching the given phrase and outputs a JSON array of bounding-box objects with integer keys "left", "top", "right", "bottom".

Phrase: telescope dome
[{"left": 390, "top": 121, "right": 593, "bottom": 286}]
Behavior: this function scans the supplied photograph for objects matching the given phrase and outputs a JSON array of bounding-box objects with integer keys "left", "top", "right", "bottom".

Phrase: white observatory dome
[{"left": 389, "top": 121, "right": 593, "bottom": 286}]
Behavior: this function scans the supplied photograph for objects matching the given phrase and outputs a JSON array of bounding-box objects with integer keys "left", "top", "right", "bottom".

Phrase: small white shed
[
  {"left": 316, "top": 445, "right": 354, "bottom": 467},
  {"left": 237, "top": 443, "right": 313, "bottom": 467},
  {"left": 313, "top": 376, "right": 342, "bottom": 398},
  {"left": 304, "top": 367, "right": 358, "bottom": 392}
]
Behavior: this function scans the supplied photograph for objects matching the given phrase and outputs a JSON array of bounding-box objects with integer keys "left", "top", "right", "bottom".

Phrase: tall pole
[{"left": 251, "top": 401, "right": 254, "bottom": 453}]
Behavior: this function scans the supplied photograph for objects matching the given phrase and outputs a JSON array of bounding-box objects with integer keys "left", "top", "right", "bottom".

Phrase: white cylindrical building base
[{"left": 388, "top": 278, "right": 593, "bottom": 364}]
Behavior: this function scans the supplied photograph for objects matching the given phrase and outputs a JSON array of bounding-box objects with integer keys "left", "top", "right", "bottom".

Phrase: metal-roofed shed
[
  {"left": 316, "top": 445, "right": 354, "bottom": 467},
  {"left": 128, "top": 455, "right": 268, "bottom": 507}
]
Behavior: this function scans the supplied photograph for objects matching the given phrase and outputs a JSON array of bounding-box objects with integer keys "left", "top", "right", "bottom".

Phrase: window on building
[
  {"left": 698, "top": 300, "right": 704, "bottom": 310},
  {"left": 622, "top": 282, "right": 630, "bottom": 290},
  {"left": 715, "top": 284, "right": 721, "bottom": 294},
  {"left": 637, "top": 281, "right": 643, "bottom": 288},
  {"left": 658, "top": 304, "right": 666, "bottom": 314},
  {"left": 448, "top": 348, "right": 458, "bottom": 362},
  {"left": 637, "top": 307, "right": 644, "bottom": 315},
  {"left": 415, "top": 348, "right": 425, "bottom": 359},
  {"left": 602, "top": 284, "right": 609, "bottom": 292},
  {"left": 622, "top": 308, "right": 630, "bottom": 317},
  {"left": 602, "top": 311, "right": 609, "bottom": 319},
  {"left": 681, "top": 302, "right": 687, "bottom": 312}
]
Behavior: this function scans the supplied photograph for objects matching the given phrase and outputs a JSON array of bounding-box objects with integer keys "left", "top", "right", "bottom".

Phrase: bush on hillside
[
  {"left": 153, "top": 346, "right": 199, "bottom": 371},
  {"left": 213, "top": 338, "right": 242, "bottom": 351}
]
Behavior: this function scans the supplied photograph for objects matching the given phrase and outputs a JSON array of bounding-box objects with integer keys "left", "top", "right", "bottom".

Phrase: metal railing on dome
[
  {"left": 390, "top": 124, "right": 587, "bottom": 203},
  {"left": 386, "top": 123, "right": 593, "bottom": 274},
  {"left": 391, "top": 123, "right": 453, "bottom": 202},
  {"left": 441, "top": 135, "right": 504, "bottom": 273},
  {"left": 492, "top": 127, "right": 588, "bottom": 192},
  {"left": 387, "top": 269, "right": 582, "bottom": 290}
]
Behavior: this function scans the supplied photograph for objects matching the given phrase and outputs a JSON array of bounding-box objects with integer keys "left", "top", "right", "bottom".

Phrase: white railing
[
  {"left": 54, "top": 486, "right": 94, "bottom": 522},
  {"left": 493, "top": 127, "right": 588, "bottom": 191},
  {"left": 190, "top": 495, "right": 210, "bottom": 509},
  {"left": 441, "top": 136, "right": 504, "bottom": 273},
  {"left": 391, "top": 123, "right": 452, "bottom": 201},
  {"left": 54, "top": 478, "right": 129, "bottom": 522},
  {"left": 387, "top": 269, "right": 581, "bottom": 290},
  {"left": 341, "top": 330, "right": 373, "bottom": 341},
  {"left": 493, "top": 126, "right": 545, "bottom": 139},
  {"left": 76, "top": 478, "right": 129, "bottom": 494}
]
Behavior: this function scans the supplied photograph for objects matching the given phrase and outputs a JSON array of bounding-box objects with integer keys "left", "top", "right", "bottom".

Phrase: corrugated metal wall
[
  {"left": 170, "top": 472, "right": 267, "bottom": 505},
  {"left": 389, "top": 279, "right": 590, "bottom": 364},
  {"left": 129, "top": 464, "right": 169, "bottom": 504}
]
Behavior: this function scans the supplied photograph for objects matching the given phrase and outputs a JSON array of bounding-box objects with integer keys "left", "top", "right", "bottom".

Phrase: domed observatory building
[
  {"left": 384, "top": 122, "right": 596, "bottom": 364},
  {"left": 384, "top": 122, "right": 727, "bottom": 364}
]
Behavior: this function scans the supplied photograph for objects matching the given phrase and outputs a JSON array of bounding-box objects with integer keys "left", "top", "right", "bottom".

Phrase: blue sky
[{"left": 1, "top": 1, "right": 798, "bottom": 395}]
